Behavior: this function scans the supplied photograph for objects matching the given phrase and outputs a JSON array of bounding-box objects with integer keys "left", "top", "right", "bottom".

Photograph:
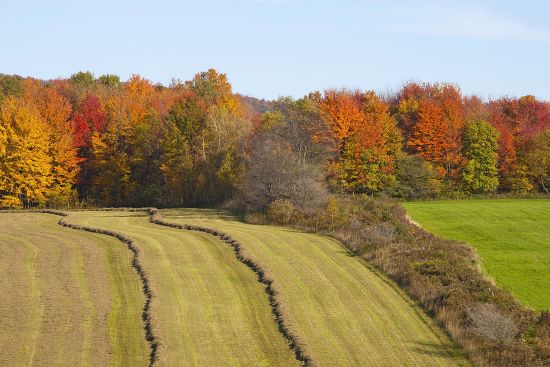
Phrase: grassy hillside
[
  {"left": 2, "top": 209, "right": 473, "bottom": 366},
  {"left": 161, "top": 208, "right": 470, "bottom": 366},
  {"left": 65, "top": 211, "right": 298, "bottom": 366},
  {"left": 0, "top": 213, "right": 147, "bottom": 366},
  {"left": 403, "top": 199, "right": 550, "bottom": 310}
]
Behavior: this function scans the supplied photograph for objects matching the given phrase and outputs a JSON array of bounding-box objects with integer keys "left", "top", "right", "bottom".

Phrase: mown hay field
[
  {"left": 0, "top": 213, "right": 148, "bottom": 366},
  {"left": 1, "top": 209, "right": 472, "bottom": 366},
  {"left": 64, "top": 210, "right": 298, "bottom": 366},
  {"left": 161, "top": 208, "right": 470, "bottom": 367},
  {"left": 403, "top": 199, "right": 550, "bottom": 310}
]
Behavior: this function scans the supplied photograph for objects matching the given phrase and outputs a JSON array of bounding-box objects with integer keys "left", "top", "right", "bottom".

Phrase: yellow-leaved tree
[
  {"left": 22, "top": 79, "right": 80, "bottom": 205},
  {"left": 0, "top": 97, "right": 53, "bottom": 208}
]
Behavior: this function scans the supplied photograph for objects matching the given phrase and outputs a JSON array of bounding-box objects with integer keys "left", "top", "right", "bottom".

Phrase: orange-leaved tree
[
  {"left": 397, "top": 82, "right": 465, "bottom": 182},
  {"left": 489, "top": 96, "right": 550, "bottom": 191},
  {"left": 320, "top": 90, "right": 402, "bottom": 192}
]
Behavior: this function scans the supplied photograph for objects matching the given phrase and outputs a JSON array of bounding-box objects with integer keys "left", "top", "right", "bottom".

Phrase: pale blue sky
[{"left": 1, "top": 0, "right": 549, "bottom": 100}]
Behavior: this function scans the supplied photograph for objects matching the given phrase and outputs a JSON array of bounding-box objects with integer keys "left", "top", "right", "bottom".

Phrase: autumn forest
[{"left": 1, "top": 69, "right": 549, "bottom": 209}]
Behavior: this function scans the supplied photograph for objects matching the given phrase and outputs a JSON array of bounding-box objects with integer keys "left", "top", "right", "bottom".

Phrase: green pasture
[{"left": 404, "top": 199, "right": 550, "bottom": 310}]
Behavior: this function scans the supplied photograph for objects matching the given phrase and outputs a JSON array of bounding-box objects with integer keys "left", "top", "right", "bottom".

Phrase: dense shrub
[
  {"left": 389, "top": 154, "right": 442, "bottom": 199},
  {"left": 267, "top": 199, "right": 295, "bottom": 225}
]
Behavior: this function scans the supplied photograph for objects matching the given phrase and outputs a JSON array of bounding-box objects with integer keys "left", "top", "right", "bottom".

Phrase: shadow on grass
[
  {"left": 97, "top": 214, "right": 145, "bottom": 218},
  {"left": 336, "top": 249, "right": 359, "bottom": 257},
  {"left": 410, "top": 341, "right": 463, "bottom": 359},
  {"left": 162, "top": 208, "right": 240, "bottom": 221}
]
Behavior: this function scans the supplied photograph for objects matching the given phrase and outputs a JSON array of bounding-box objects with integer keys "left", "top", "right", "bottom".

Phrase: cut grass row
[
  {"left": 0, "top": 213, "right": 148, "bottom": 366},
  {"left": 161, "top": 208, "right": 471, "bottom": 366},
  {"left": 2, "top": 209, "right": 473, "bottom": 366},
  {"left": 403, "top": 199, "right": 550, "bottom": 310},
  {"left": 64, "top": 210, "right": 298, "bottom": 366}
]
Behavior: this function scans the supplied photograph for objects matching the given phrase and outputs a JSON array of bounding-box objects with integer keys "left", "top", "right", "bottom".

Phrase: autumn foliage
[
  {"left": 1, "top": 70, "right": 549, "bottom": 367},
  {"left": 320, "top": 90, "right": 402, "bottom": 192},
  {"left": 0, "top": 79, "right": 80, "bottom": 208},
  {"left": 1, "top": 72, "right": 550, "bottom": 208},
  {"left": 488, "top": 96, "right": 550, "bottom": 190},
  {"left": 396, "top": 83, "right": 465, "bottom": 180}
]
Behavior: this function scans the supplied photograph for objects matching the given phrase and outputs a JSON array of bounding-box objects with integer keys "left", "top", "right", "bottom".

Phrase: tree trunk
[
  {"left": 202, "top": 138, "right": 207, "bottom": 161},
  {"left": 541, "top": 177, "right": 550, "bottom": 194}
]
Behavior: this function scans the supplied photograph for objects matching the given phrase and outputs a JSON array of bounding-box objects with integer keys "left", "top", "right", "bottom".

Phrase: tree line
[{"left": 0, "top": 70, "right": 549, "bottom": 208}]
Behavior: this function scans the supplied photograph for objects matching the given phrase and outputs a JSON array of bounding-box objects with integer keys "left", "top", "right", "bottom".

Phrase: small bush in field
[
  {"left": 267, "top": 199, "right": 295, "bottom": 224},
  {"left": 324, "top": 196, "right": 340, "bottom": 229},
  {"left": 467, "top": 303, "right": 519, "bottom": 348},
  {"left": 244, "top": 211, "right": 267, "bottom": 224},
  {"left": 364, "top": 222, "right": 397, "bottom": 246},
  {"left": 47, "top": 190, "right": 78, "bottom": 208}
]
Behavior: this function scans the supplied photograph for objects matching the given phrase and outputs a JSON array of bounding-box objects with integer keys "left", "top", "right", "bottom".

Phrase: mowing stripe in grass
[
  {"left": 147, "top": 208, "right": 312, "bottom": 366},
  {"left": 36, "top": 209, "right": 158, "bottom": 366},
  {"left": 0, "top": 212, "right": 148, "bottom": 366},
  {"left": 65, "top": 209, "right": 300, "bottom": 366},
  {"left": 0, "top": 232, "right": 42, "bottom": 364},
  {"left": 161, "top": 208, "right": 471, "bottom": 366}
]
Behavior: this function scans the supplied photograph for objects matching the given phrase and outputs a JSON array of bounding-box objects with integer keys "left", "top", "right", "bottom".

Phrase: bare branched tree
[
  {"left": 240, "top": 97, "right": 330, "bottom": 213},
  {"left": 467, "top": 303, "right": 519, "bottom": 349}
]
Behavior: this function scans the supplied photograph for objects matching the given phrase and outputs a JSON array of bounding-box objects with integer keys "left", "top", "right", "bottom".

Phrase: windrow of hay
[
  {"left": 3, "top": 207, "right": 303, "bottom": 366},
  {"left": 7, "top": 208, "right": 159, "bottom": 367},
  {"left": 147, "top": 208, "right": 312, "bottom": 366},
  {"left": 160, "top": 208, "right": 470, "bottom": 366}
]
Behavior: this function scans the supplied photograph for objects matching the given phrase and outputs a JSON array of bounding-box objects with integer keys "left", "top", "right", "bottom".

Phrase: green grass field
[
  {"left": 403, "top": 199, "right": 550, "bottom": 311},
  {"left": 0, "top": 213, "right": 148, "bottom": 366},
  {"left": 161, "top": 208, "right": 469, "bottom": 366}
]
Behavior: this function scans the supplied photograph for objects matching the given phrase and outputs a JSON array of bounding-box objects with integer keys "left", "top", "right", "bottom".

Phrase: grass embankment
[
  {"left": 403, "top": 199, "right": 550, "bottom": 310},
  {"left": 64, "top": 210, "right": 298, "bottom": 366},
  {"left": 0, "top": 213, "right": 147, "bottom": 366},
  {"left": 161, "top": 208, "right": 470, "bottom": 367}
]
